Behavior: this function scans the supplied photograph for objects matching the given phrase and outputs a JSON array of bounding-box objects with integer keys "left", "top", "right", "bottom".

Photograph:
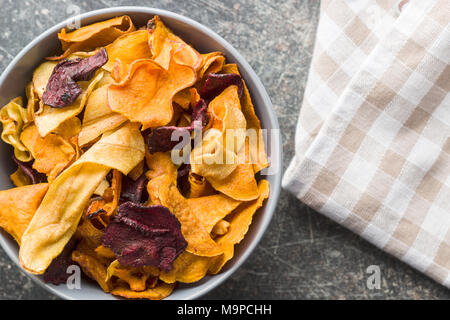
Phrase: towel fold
[{"left": 283, "top": 0, "right": 450, "bottom": 287}]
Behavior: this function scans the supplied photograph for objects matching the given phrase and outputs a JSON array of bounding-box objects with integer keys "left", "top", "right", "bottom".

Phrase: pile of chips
[{"left": 0, "top": 15, "right": 269, "bottom": 299}]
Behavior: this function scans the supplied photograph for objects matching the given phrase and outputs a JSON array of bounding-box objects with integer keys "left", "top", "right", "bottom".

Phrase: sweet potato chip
[
  {"left": 159, "top": 251, "right": 211, "bottom": 284},
  {"left": 104, "top": 30, "right": 152, "bottom": 80},
  {"left": 159, "top": 183, "right": 222, "bottom": 257},
  {"left": 208, "top": 179, "right": 269, "bottom": 274},
  {"left": 0, "top": 97, "right": 31, "bottom": 161},
  {"left": 10, "top": 168, "right": 31, "bottom": 187},
  {"left": 0, "top": 183, "right": 48, "bottom": 244},
  {"left": 51, "top": 16, "right": 135, "bottom": 60},
  {"left": 35, "top": 71, "right": 103, "bottom": 137},
  {"left": 147, "top": 16, "right": 201, "bottom": 71},
  {"left": 198, "top": 52, "right": 225, "bottom": 80},
  {"left": 20, "top": 123, "right": 77, "bottom": 181},
  {"left": 188, "top": 172, "right": 216, "bottom": 198},
  {"left": 20, "top": 123, "right": 145, "bottom": 274},
  {"left": 72, "top": 241, "right": 111, "bottom": 293},
  {"left": 106, "top": 260, "right": 159, "bottom": 292},
  {"left": 108, "top": 59, "right": 196, "bottom": 130},
  {"left": 186, "top": 194, "right": 241, "bottom": 233},
  {"left": 212, "top": 220, "right": 230, "bottom": 236},
  {"left": 111, "top": 280, "right": 175, "bottom": 300}
]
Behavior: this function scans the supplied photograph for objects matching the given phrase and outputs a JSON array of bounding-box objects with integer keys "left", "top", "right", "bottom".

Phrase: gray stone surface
[{"left": 0, "top": 0, "right": 448, "bottom": 300}]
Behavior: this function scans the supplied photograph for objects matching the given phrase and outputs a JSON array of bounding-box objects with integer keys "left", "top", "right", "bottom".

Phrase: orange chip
[
  {"left": 198, "top": 52, "right": 225, "bottom": 79},
  {"left": 104, "top": 30, "right": 152, "bottom": 81},
  {"left": 148, "top": 16, "right": 201, "bottom": 71},
  {"left": 186, "top": 193, "right": 241, "bottom": 233},
  {"left": 20, "top": 122, "right": 78, "bottom": 182},
  {"left": 159, "top": 251, "right": 211, "bottom": 283},
  {"left": 108, "top": 59, "right": 196, "bottom": 130},
  {"left": 106, "top": 260, "right": 159, "bottom": 292},
  {"left": 212, "top": 220, "right": 230, "bottom": 236},
  {"left": 208, "top": 179, "right": 269, "bottom": 274},
  {"left": 10, "top": 168, "right": 32, "bottom": 187},
  {"left": 159, "top": 182, "right": 223, "bottom": 257},
  {"left": 111, "top": 280, "right": 175, "bottom": 300},
  {"left": 0, "top": 183, "right": 48, "bottom": 244},
  {"left": 188, "top": 173, "right": 216, "bottom": 198},
  {"left": 72, "top": 243, "right": 111, "bottom": 293},
  {"left": 102, "top": 169, "right": 122, "bottom": 216},
  {"left": 49, "top": 16, "right": 136, "bottom": 60}
]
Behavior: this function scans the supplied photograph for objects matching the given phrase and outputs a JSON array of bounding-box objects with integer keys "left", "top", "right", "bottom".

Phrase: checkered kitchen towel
[{"left": 283, "top": 0, "right": 450, "bottom": 287}]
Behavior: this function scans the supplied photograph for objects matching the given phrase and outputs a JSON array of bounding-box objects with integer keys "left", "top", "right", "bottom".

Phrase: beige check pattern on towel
[{"left": 283, "top": 0, "right": 450, "bottom": 287}]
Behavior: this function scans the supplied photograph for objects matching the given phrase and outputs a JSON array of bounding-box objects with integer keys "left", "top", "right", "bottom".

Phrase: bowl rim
[{"left": 0, "top": 6, "right": 282, "bottom": 300}]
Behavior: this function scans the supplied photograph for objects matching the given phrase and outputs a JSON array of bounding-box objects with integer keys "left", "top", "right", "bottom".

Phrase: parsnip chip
[
  {"left": 0, "top": 184, "right": 48, "bottom": 244},
  {"left": 208, "top": 180, "right": 269, "bottom": 274},
  {"left": 108, "top": 59, "right": 196, "bottom": 130},
  {"left": 35, "top": 71, "right": 103, "bottom": 137},
  {"left": 207, "top": 140, "right": 260, "bottom": 201},
  {"left": 25, "top": 82, "right": 38, "bottom": 120},
  {"left": 147, "top": 16, "right": 201, "bottom": 71},
  {"left": 50, "top": 16, "right": 135, "bottom": 60},
  {"left": 78, "top": 85, "right": 127, "bottom": 147},
  {"left": 190, "top": 86, "right": 247, "bottom": 180},
  {"left": 20, "top": 123, "right": 77, "bottom": 181},
  {"left": 104, "top": 30, "right": 152, "bottom": 80},
  {"left": 19, "top": 123, "right": 145, "bottom": 274},
  {"left": 32, "top": 61, "right": 58, "bottom": 98},
  {"left": 0, "top": 97, "right": 31, "bottom": 161},
  {"left": 111, "top": 281, "right": 175, "bottom": 300},
  {"left": 159, "top": 251, "right": 211, "bottom": 284},
  {"left": 222, "top": 64, "right": 268, "bottom": 172}
]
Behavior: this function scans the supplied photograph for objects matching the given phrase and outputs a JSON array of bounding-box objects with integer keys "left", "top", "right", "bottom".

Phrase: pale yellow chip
[
  {"left": 19, "top": 122, "right": 145, "bottom": 274},
  {"left": 0, "top": 97, "right": 32, "bottom": 161},
  {"left": 78, "top": 85, "right": 127, "bottom": 147}
]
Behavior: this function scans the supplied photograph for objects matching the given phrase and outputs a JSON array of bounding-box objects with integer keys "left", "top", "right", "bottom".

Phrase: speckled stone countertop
[{"left": 0, "top": 0, "right": 448, "bottom": 300}]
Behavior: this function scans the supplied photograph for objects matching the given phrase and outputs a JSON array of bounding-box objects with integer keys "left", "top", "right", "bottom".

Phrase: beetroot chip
[
  {"left": 102, "top": 202, "right": 187, "bottom": 272},
  {"left": 43, "top": 48, "right": 108, "bottom": 108},
  {"left": 148, "top": 99, "right": 208, "bottom": 154},
  {"left": 176, "top": 163, "right": 190, "bottom": 197},
  {"left": 200, "top": 73, "right": 243, "bottom": 101},
  {"left": 120, "top": 174, "right": 148, "bottom": 204},
  {"left": 12, "top": 156, "right": 47, "bottom": 184},
  {"left": 43, "top": 238, "right": 78, "bottom": 285}
]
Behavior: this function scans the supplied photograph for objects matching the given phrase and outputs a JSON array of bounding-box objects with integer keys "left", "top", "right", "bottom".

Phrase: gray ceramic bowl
[{"left": 0, "top": 7, "right": 281, "bottom": 300}]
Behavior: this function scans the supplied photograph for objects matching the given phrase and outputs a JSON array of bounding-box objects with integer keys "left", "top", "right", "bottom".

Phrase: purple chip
[
  {"left": 200, "top": 73, "right": 243, "bottom": 101},
  {"left": 42, "top": 48, "right": 108, "bottom": 108},
  {"left": 102, "top": 202, "right": 187, "bottom": 272}
]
